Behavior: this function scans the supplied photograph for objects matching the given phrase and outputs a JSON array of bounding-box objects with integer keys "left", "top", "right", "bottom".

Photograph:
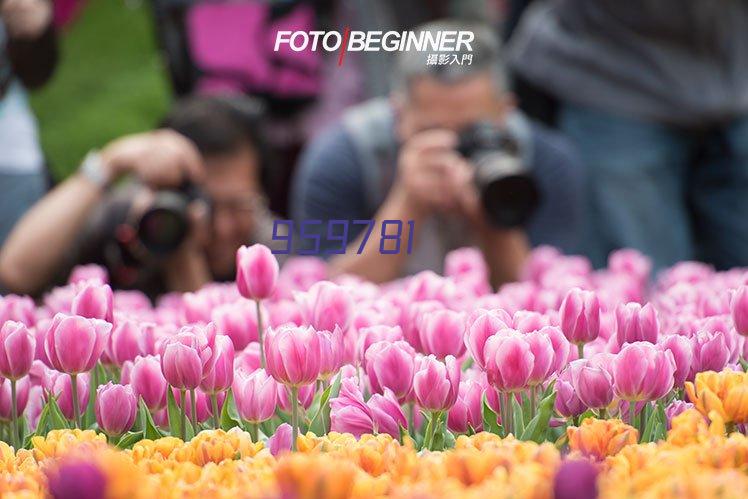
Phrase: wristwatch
[{"left": 79, "top": 150, "right": 111, "bottom": 190}]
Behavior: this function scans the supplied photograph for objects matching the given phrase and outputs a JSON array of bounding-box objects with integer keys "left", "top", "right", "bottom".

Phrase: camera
[{"left": 457, "top": 122, "right": 540, "bottom": 228}]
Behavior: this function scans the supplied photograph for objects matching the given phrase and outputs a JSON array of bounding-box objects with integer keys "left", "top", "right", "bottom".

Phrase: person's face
[
  {"left": 395, "top": 72, "right": 514, "bottom": 141},
  {"left": 202, "top": 145, "right": 263, "bottom": 279}
]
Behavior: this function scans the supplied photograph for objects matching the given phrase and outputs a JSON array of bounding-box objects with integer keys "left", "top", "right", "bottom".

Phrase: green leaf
[
  {"left": 46, "top": 397, "right": 71, "bottom": 431},
  {"left": 511, "top": 396, "right": 525, "bottom": 437},
  {"left": 220, "top": 389, "right": 242, "bottom": 431},
  {"left": 139, "top": 399, "right": 164, "bottom": 440},
  {"left": 84, "top": 363, "right": 106, "bottom": 429},
  {"left": 116, "top": 431, "right": 143, "bottom": 449},
  {"left": 578, "top": 409, "right": 596, "bottom": 425},
  {"left": 167, "top": 387, "right": 182, "bottom": 438},
  {"left": 520, "top": 391, "right": 556, "bottom": 443},
  {"left": 641, "top": 402, "right": 664, "bottom": 443},
  {"left": 482, "top": 395, "right": 501, "bottom": 435},
  {"left": 431, "top": 414, "right": 454, "bottom": 451},
  {"left": 308, "top": 381, "right": 334, "bottom": 435}
]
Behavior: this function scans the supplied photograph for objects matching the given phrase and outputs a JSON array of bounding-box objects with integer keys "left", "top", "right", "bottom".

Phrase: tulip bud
[
  {"left": 555, "top": 366, "right": 586, "bottom": 418},
  {"left": 200, "top": 335, "right": 234, "bottom": 394},
  {"left": 413, "top": 355, "right": 460, "bottom": 411},
  {"left": 234, "top": 343, "right": 261, "bottom": 374},
  {"left": 130, "top": 355, "right": 168, "bottom": 411},
  {"left": 264, "top": 325, "right": 321, "bottom": 387},
  {"left": 105, "top": 320, "right": 141, "bottom": 367},
  {"left": 731, "top": 286, "right": 748, "bottom": 336},
  {"left": 569, "top": 358, "right": 614, "bottom": 410},
  {"left": 559, "top": 288, "right": 600, "bottom": 345},
  {"left": 71, "top": 283, "right": 113, "bottom": 323},
  {"left": 317, "top": 326, "right": 344, "bottom": 381},
  {"left": 233, "top": 369, "right": 278, "bottom": 423},
  {"left": 659, "top": 335, "right": 693, "bottom": 387},
  {"left": 418, "top": 309, "right": 467, "bottom": 359},
  {"left": 268, "top": 423, "right": 293, "bottom": 456},
  {"left": 464, "top": 309, "right": 512, "bottom": 370},
  {"left": 368, "top": 389, "right": 407, "bottom": 437},
  {"left": 0, "top": 295, "right": 36, "bottom": 327},
  {"left": 613, "top": 342, "right": 675, "bottom": 402},
  {"left": 296, "top": 281, "right": 353, "bottom": 332},
  {"left": 44, "top": 314, "right": 111, "bottom": 375},
  {"left": 484, "top": 331, "right": 534, "bottom": 393},
  {"left": 330, "top": 378, "right": 374, "bottom": 437},
  {"left": 95, "top": 382, "right": 137, "bottom": 437},
  {"left": 236, "top": 244, "right": 279, "bottom": 300},
  {"left": 365, "top": 340, "right": 415, "bottom": 401},
  {"left": 160, "top": 331, "right": 212, "bottom": 390},
  {"left": 0, "top": 321, "right": 35, "bottom": 380},
  {"left": 524, "top": 330, "right": 555, "bottom": 386},
  {"left": 447, "top": 379, "right": 484, "bottom": 433},
  {"left": 689, "top": 330, "right": 731, "bottom": 380},
  {"left": 212, "top": 301, "right": 260, "bottom": 351},
  {"left": 615, "top": 302, "right": 659, "bottom": 346},
  {"left": 356, "top": 325, "right": 403, "bottom": 363},
  {"left": 0, "top": 377, "right": 30, "bottom": 421}
]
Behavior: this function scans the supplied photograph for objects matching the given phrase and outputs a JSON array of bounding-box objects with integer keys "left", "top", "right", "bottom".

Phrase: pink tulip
[
  {"left": 44, "top": 314, "right": 111, "bottom": 375},
  {"left": 266, "top": 299, "right": 303, "bottom": 328},
  {"left": 464, "top": 309, "right": 512, "bottom": 370},
  {"left": 233, "top": 369, "right": 278, "bottom": 423},
  {"left": 296, "top": 281, "right": 353, "bottom": 333},
  {"left": 513, "top": 310, "right": 551, "bottom": 333},
  {"left": 731, "top": 285, "right": 748, "bottom": 336},
  {"left": 200, "top": 335, "right": 234, "bottom": 394},
  {"left": 615, "top": 302, "right": 659, "bottom": 346},
  {"left": 608, "top": 248, "right": 651, "bottom": 284},
  {"left": 268, "top": 423, "right": 293, "bottom": 456},
  {"left": 236, "top": 244, "right": 279, "bottom": 300},
  {"left": 447, "top": 379, "right": 484, "bottom": 433},
  {"left": 0, "top": 377, "right": 30, "bottom": 421},
  {"left": 95, "top": 382, "right": 137, "bottom": 437},
  {"left": 554, "top": 366, "right": 586, "bottom": 418},
  {"left": 68, "top": 264, "right": 109, "bottom": 285},
  {"left": 659, "top": 335, "right": 693, "bottom": 387},
  {"left": 418, "top": 309, "right": 467, "bottom": 359},
  {"left": 689, "top": 330, "right": 731, "bottom": 380},
  {"left": 130, "top": 355, "right": 168, "bottom": 411},
  {"left": 276, "top": 257, "right": 327, "bottom": 297},
  {"left": 160, "top": 330, "right": 213, "bottom": 390},
  {"left": 484, "top": 331, "right": 534, "bottom": 393},
  {"left": 524, "top": 330, "right": 555, "bottom": 386},
  {"left": 0, "top": 295, "right": 36, "bottom": 327},
  {"left": 330, "top": 378, "right": 374, "bottom": 437},
  {"left": 0, "top": 321, "right": 35, "bottom": 380},
  {"left": 544, "top": 326, "right": 572, "bottom": 373},
  {"left": 402, "top": 300, "right": 444, "bottom": 353},
  {"left": 71, "top": 283, "right": 113, "bottom": 323},
  {"left": 105, "top": 320, "right": 141, "bottom": 367},
  {"left": 613, "top": 342, "right": 675, "bottom": 402},
  {"left": 264, "top": 325, "right": 321, "bottom": 387},
  {"left": 234, "top": 343, "right": 261, "bottom": 374},
  {"left": 212, "top": 301, "right": 260, "bottom": 351},
  {"left": 25, "top": 386, "right": 44, "bottom": 432},
  {"left": 569, "top": 358, "right": 614, "bottom": 410},
  {"left": 365, "top": 340, "right": 415, "bottom": 401},
  {"left": 317, "top": 326, "right": 344, "bottom": 381},
  {"left": 413, "top": 355, "right": 460, "bottom": 411},
  {"left": 559, "top": 288, "right": 600, "bottom": 345},
  {"left": 368, "top": 389, "right": 407, "bottom": 437},
  {"left": 171, "top": 387, "right": 225, "bottom": 423},
  {"left": 356, "top": 325, "right": 403, "bottom": 363},
  {"left": 45, "top": 372, "right": 90, "bottom": 420}
]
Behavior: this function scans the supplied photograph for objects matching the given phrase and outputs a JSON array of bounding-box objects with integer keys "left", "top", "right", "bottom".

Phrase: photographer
[
  {"left": 0, "top": 96, "right": 279, "bottom": 297},
  {"left": 291, "top": 21, "right": 584, "bottom": 286}
]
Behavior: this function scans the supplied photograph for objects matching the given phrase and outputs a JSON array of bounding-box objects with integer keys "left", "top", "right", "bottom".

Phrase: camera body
[{"left": 457, "top": 122, "right": 540, "bottom": 228}]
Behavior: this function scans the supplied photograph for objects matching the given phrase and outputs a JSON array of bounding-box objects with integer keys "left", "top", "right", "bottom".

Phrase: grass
[{"left": 30, "top": 0, "right": 170, "bottom": 180}]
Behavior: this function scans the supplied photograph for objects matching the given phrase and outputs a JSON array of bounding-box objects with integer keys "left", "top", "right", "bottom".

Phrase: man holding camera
[
  {"left": 291, "top": 21, "right": 584, "bottom": 286},
  {"left": 0, "top": 97, "right": 280, "bottom": 297}
]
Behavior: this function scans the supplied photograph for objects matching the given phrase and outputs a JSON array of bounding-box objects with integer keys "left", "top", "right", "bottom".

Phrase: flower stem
[
  {"left": 529, "top": 386, "right": 537, "bottom": 420},
  {"left": 255, "top": 299, "right": 266, "bottom": 369},
  {"left": 248, "top": 422, "right": 259, "bottom": 442},
  {"left": 180, "top": 389, "right": 187, "bottom": 441},
  {"left": 210, "top": 393, "right": 220, "bottom": 429},
  {"left": 189, "top": 389, "right": 198, "bottom": 431},
  {"left": 290, "top": 386, "right": 299, "bottom": 451},
  {"left": 629, "top": 402, "right": 637, "bottom": 440},
  {"left": 407, "top": 402, "right": 415, "bottom": 438},
  {"left": 70, "top": 374, "right": 81, "bottom": 429},
  {"left": 10, "top": 379, "right": 18, "bottom": 449},
  {"left": 577, "top": 343, "right": 585, "bottom": 359}
]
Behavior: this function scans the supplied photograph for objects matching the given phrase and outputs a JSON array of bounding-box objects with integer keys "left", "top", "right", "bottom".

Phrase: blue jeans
[{"left": 560, "top": 103, "right": 748, "bottom": 270}]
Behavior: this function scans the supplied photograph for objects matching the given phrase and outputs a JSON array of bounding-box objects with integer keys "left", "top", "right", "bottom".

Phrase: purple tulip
[
  {"left": 236, "top": 244, "right": 279, "bottom": 300},
  {"left": 130, "top": 355, "right": 168, "bottom": 411},
  {"left": 44, "top": 314, "right": 111, "bottom": 375},
  {"left": 413, "top": 355, "right": 460, "bottom": 411},
  {"left": 613, "top": 342, "right": 675, "bottom": 402},
  {"left": 553, "top": 459, "right": 599, "bottom": 499},
  {"left": 615, "top": 302, "right": 659, "bottom": 346},
  {"left": 46, "top": 460, "right": 107, "bottom": 499},
  {"left": 365, "top": 340, "right": 415, "bottom": 401},
  {"left": 233, "top": 369, "right": 278, "bottom": 423},
  {"left": 0, "top": 321, "right": 35, "bottom": 380},
  {"left": 95, "top": 382, "right": 137, "bottom": 437},
  {"left": 665, "top": 400, "right": 694, "bottom": 430},
  {"left": 559, "top": 288, "right": 600, "bottom": 345}
]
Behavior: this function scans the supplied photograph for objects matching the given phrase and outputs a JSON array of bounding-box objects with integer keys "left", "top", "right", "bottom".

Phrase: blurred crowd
[{"left": 1, "top": 0, "right": 748, "bottom": 299}]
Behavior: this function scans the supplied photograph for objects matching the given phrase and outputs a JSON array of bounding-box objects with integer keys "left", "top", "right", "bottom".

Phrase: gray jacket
[{"left": 508, "top": 0, "right": 748, "bottom": 126}]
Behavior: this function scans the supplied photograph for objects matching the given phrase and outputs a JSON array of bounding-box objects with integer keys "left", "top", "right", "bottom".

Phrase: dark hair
[{"left": 160, "top": 96, "right": 274, "bottom": 190}]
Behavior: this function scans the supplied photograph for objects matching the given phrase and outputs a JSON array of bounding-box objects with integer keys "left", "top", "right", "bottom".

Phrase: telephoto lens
[{"left": 457, "top": 122, "right": 540, "bottom": 228}]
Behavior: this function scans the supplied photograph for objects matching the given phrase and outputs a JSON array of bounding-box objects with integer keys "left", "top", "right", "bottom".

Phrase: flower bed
[{"left": 0, "top": 245, "right": 747, "bottom": 498}]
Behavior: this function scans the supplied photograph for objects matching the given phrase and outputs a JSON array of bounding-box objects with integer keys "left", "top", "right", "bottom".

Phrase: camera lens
[{"left": 136, "top": 192, "right": 191, "bottom": 255}]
